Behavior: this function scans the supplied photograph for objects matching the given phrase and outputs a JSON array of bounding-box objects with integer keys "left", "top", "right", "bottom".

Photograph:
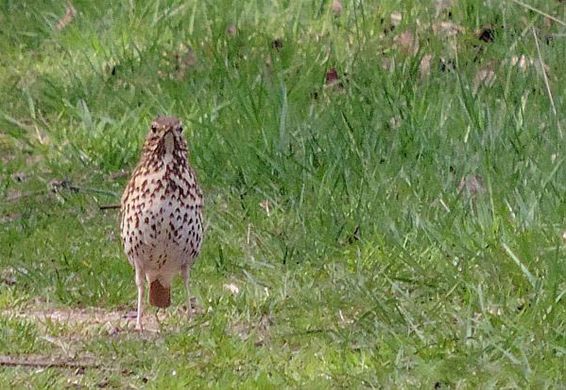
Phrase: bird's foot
[{"left": 123, "top": 310, "right": 138, "bottom": 320}]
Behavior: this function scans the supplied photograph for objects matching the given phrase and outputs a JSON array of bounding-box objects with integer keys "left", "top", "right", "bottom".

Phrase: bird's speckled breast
[{"left": 121, "top": 158, "right": 203, "bottom": 281}]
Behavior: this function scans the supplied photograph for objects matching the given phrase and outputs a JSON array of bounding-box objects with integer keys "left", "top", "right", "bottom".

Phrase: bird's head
[{"left": 141, "top": 116, "right": 188, "bottom": 161}]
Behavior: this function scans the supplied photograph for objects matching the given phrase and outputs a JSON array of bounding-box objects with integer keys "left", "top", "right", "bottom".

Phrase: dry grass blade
[
  {"left": 509, "top": 0, "right": 566, "bottom": 27},
  {"left": 55, "top": 2, "right": 77, "bottom": 31},
  {"left": 502, "top": 243, "right": 537, "bottom": 289}
]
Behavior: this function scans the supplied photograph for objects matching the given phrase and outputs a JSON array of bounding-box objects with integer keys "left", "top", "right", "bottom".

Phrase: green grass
[{"left": 1, "top": 0, "right": 565, "bottom": 387}]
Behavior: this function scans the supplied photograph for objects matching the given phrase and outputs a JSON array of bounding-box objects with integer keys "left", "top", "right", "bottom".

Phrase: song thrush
[{"left": 120, "top": 116, "right": 204, "bottom": 331}]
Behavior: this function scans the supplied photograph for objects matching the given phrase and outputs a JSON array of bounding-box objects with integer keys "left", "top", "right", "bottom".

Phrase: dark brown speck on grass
[
  {"left": 271, "top": 38, "right": 283, "bottom": 50},
  {"left": 477, "top": 25, "right": 495, "bottom": 42}
]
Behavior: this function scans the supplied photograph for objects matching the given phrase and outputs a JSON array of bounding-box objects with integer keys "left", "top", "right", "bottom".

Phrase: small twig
[
  {"left": 280, "top": 328, "right": 330, "bottom": 337},
  {"left": 0, "top": 355, "right": 99, "bottom": 369},
  {"left": 99, "top": 204, "right": 121, "bottom": 210},
  {"left": 77, "top": 187, "right": 118, "bottom": 197},
  {"left": 532, "top": 27, "right": 563, "bottom": 138}
]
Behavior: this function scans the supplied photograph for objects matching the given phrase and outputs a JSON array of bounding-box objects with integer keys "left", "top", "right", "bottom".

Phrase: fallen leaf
[
  {"left": 394, "top": 31, "right": 419, "bottom": 54},
  {"left": 390, "top": 11, "right": 402, "bottom": 27},
  {"left": 381, "top": 57, "right": 394, "bottom": 72},
  {"left": 434, "top": 0, "right": 453, "bottom": 16},
  {"left": 508, "top": 55, "right": 550, "bottom": 77},
  {"left": 433, "top": 21, "right": 464, "bottom": 38},
  {"left": 55, "top": 1, "right": 76, "bottom": 31},
  {"left": 419, "top": 54, "right": 433, "bottom": 79},
  {"left": 107, "top": 327, "right": 122, "bottom": 337},
  {"left": 226, "top": 24, "right": 237, "bottom": 37},
  {"left": 325, "top": 67, "right": 345, "bottom": 89},
  {"left": 331, "top": 0, "right": 343, "bottom": 15},
  {"left": 457, "top": 174, "right": 485, "bottom": 196},
  {"left": 0, "top": 212, "right": 21, "bottom": 223},
  {"left": 388, "top": 116, "right": 402, "bottom": 130},
  {"left": 11, "top": 172, "right": 27, "bottom": 182},
  {"left": 258, "top": 313, "right": 273, "bottom": 331},
  {"left": 473, "top": 66, "right": 496, "bottom": 93},
  {"left": 223, "top": 283, "right": 240, "bottom": 295},
  {"left": 1, "top": 269, "right": 16, "bottom": 286},
  {"left": 509, "top": 55, "right": 531, "bottom": 72},
  {"left": 5, "top": 189, "right": 23, "bottom": 201},
  {"left": 174, "top": 46, "right": 197, "bottom": 79},
  {"left": 487, "top": 305, "right": 503, "bottom": 316},
  {"left": 325, "top": 68, "right": 339, "bottom": 85},
  {"left": 544, "top": 17, "right": 554, "bottom": 28}
]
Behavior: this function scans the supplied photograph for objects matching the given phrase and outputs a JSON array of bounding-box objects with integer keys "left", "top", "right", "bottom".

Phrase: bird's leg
[
  {"left": 135, "top": 266, "right": 145, "bottom": 332},
  {"left": 181, "top": 264, "right": 191, "bottom": 320}
]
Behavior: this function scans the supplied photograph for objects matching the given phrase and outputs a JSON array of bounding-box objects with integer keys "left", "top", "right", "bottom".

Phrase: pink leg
[
  {"left": 134, "top": 266, "right": 145, "bottom": 331},
  {"left": 181, "top": 264, "right": 192, "bottom": 319}
]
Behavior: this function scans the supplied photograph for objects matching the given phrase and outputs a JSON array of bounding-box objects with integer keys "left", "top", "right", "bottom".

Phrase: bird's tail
[{"left": 149, "top": 280, "right": 171, "bottom": 308}]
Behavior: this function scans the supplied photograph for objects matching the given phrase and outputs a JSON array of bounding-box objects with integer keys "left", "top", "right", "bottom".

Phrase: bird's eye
[
  {"left": 151, "top": 124, "right": 158, "bottom": 133},
  {"left": 178, "top": 125, "right": 183, "bottom": 133}
]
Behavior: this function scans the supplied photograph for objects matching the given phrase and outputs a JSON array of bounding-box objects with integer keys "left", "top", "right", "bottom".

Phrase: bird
[{"left": 120, "top": 116, "right": 204, "bottom": 331}]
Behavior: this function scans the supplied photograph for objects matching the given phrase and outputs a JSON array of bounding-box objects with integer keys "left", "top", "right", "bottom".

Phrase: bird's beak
[{"left": 163, "top": 129, "right": 176, "bottom": 154}]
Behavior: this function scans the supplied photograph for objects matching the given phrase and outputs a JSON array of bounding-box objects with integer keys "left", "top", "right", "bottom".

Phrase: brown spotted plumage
[{"left": 120, "top": 116, "right": 203, "bottom": 331}]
